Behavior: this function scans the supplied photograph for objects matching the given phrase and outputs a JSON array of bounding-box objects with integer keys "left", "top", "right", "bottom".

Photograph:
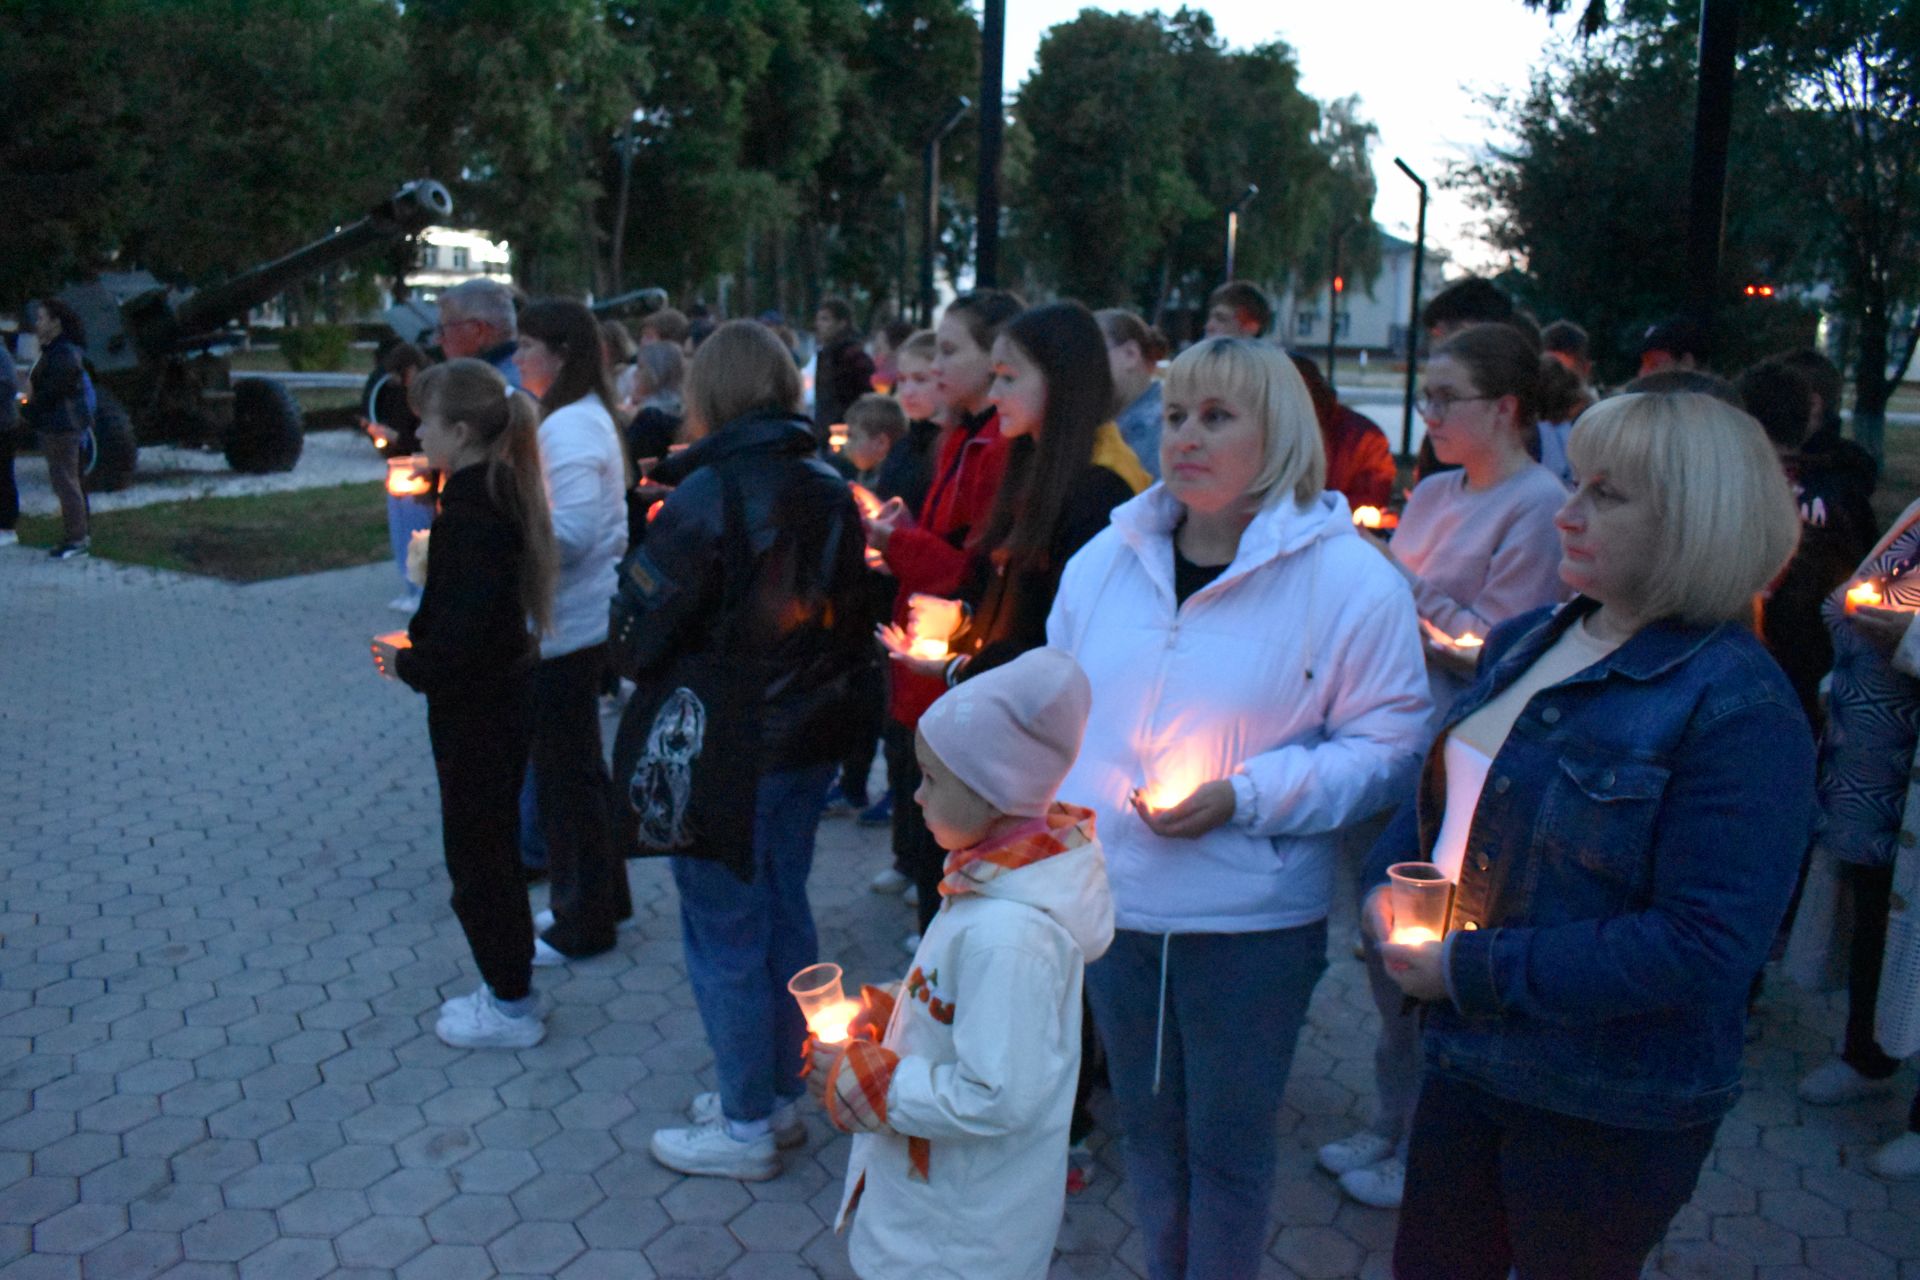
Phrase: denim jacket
[{"left": 1365, "top": 598, "right": 1816, "bottom": 1130}]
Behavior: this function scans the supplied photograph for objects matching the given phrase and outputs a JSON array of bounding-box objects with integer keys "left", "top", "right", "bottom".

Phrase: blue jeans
[
  {"left": 387, "top": 493, "right": 434, "bottom": 590},
  {"left": 1087, "top": 922, "right": 1328, "bottom": 1280},
  {"left": 671, "top": 764, "right": 833, "bottom": 1123}
]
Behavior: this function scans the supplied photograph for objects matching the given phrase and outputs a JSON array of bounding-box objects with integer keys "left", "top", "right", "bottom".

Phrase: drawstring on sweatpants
[{"left": 1152, "top": 932, "right": 1172, "bottom": 1095}]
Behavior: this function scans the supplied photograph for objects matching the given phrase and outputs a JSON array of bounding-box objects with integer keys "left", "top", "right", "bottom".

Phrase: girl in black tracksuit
[{"left": 372, "top": 359, "right": 558, "bottom": 1048}]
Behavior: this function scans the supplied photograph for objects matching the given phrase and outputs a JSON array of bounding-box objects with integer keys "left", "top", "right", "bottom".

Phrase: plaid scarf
[{"left": 937, "top": 803, "right": 1096, "bottom": 900}]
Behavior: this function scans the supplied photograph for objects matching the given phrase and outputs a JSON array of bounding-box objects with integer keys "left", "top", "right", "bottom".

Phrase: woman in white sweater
[
  {"left": 513, "top": 300, "right": 632, "bottom": 963},
  {"left": 1046, "top": 339, "right": 1430, "bottom": 1280}
]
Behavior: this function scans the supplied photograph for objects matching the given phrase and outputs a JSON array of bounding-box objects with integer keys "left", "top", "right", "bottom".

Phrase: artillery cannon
[{"left": 58, "top": 178, "right": 452, "bottom": 482}]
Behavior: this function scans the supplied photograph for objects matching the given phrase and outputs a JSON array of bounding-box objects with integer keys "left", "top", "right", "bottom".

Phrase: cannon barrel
[
  {"left": 591, "top": 287, "right": 668, "bottom": 319},
  {"left": 139, "top": 179, "right": 452, "bottom": 356}
]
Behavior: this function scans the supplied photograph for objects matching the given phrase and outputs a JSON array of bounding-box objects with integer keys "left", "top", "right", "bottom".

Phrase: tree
[
  {"left": 1015, "top": 11, "right": 1203, "bottom": 305},
  {"left": 407, "top": 0, "right": 644, "bottom": 294}
]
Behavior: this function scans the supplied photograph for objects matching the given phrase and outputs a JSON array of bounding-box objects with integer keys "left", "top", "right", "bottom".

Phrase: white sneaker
[
  {"left": 0, "top": 531, "right": 16, "bottom": 547},
  {"left": 900, "top": 932, "right": 922, "bottom": 956},
  {"left": 1317, "top": 1130, "right": 1396, "bottom": 1176},
  {"left": 1798, "top": 1058, "right": 1897, "bottom": 1106},
  {"left": 649, "top": 1118, "right": 779, "bottom": 1181},
  {"left": 1869, "top": 1132, "right": 1920, "bottom": 1179},
  {"left": 870, "top": 868, "right": 909, "bottom": 894},
  {"left": 1338, "top": 1157, "right": 1405, "bottom": 1208},
  {"left": 531, "top": 936, "right": 569, "bottom": 968},
  {"left": 687, "top": 1092, "right": 806, "bottom": 1149},
  {"left": 902, "top": 884, "right": 920, "bottom": 909},
  {"left": 435, "top": 987, "right": 544, "bottom": 1049}
]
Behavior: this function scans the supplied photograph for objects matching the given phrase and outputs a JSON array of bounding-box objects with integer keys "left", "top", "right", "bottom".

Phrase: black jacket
[
  {"left": 952, "top": 458, "right": 1137, "bottom": 677},
  {"left": 27, "top": 339, "right": 90, "bottom": 436},
  {"left": 394, "top": 463, "right": 538, "bottom": 700},
  {"left": 813, "top": 336, "right": 875, "bottom": 441},
  {"left": 615, "top": 412, "right": 869, "bottom": 768}
]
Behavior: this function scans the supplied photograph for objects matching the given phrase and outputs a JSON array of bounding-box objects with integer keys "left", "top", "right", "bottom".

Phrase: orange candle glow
[
  {"left": 1453, "top": 632, "right": 1484, "bottom": 649},
  {"left": 1848, "top": 581, "right": 1885, "bottom": 612},
  {"left": 1353, "top": 505, "right": 1383, "bottom": 529},
  {"left": 1389, "top": 925, "right": 1440, "bottom": 946},
  {"left": 807, "top": 998, "right": 861, "bottom": 1045},
  {"left": 849, "top": 483, "right": 883, "bottom": 519},
  {"left": 386, "top": 456, "right": 432, "bottom": 498},
  {"left": 646, "top": 500, "right": 664, "bottom": 524},
  {"left": 829, "top": 423, "right": 850, "bottom": 453}
]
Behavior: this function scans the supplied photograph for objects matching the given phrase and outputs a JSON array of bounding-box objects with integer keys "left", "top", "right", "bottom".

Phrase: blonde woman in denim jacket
[{"left": 1364, "top": 391, "right": 1815, "bottom": 1280}]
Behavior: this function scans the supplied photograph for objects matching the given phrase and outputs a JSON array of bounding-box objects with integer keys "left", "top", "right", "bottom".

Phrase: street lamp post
[
  {"left": 921, "top": 98, "right": 971, "bottom": 327},
  {"left": 976, "top": 0, "right": 1006, "bottom": 288},
  {"left": 1326, "top": 223, "right": 1347, "bottom": 391},
  {"left": 1393, "top": 157, "right": 1429, "bottom": 460},
  {"left": 1224, "top": 184, "right": 1258, "bottom": 283}
]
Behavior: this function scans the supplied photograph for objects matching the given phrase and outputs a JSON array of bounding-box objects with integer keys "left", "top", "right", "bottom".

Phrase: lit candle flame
[
  {"left": 829, "top": 424, "right": 850, "bottom": 453},
  {"left": 1848, "top": 581, "right": 1884, "bottom": 611},
  {"left": 1390, "top": 925, "right": 1440, "bottom": 946},
  {"left": 386, "top": 472, "right": 431, "bottom": 498},
  {"left": 849, "top": 483, "right": 883, "bottom": 519},
  {"left": 807, "top": 998, "right": 861, "bottom": 1044},
  {"left": 908, "top": 637, "right": 949, "bottom": 661},
  {"left": 646, "top": 500, "right": 664, "bottom": 524},
  {"left": 1353, "top": 505, "right": 1383, "bottom": 529},
  {"left": 1454, "top": 632, "right": 1483, "bottom": 648}
]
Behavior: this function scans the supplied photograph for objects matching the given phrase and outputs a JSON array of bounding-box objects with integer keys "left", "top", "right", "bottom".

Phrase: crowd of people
[{"left": 357, "top": 270, "right": 1917, "bottom": 1279}]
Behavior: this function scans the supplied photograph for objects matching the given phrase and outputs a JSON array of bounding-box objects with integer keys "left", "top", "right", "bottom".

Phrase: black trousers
[
  {"left": 882, "top": 720, "right": 917, "bottom": 868},
  {"left": 533, "top": 644, "right": 631, "bottom": 957},
  {"left": 1395, "top": 1075, "right": 1718, "bottom": 1280},
  {"left": 836, "top": 662, "right": 887, "bottom": 806},
  {"left": 427, "top": 682, "right": 537, "bottom": 1002}
]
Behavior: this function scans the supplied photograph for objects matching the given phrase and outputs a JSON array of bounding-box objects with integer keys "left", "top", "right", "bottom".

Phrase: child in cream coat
[{"left": 807, "top": 648, "right": 1114, "bottom": 1280}]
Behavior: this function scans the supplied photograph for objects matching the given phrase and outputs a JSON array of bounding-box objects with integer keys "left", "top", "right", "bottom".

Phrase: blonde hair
[
  {"left": 1566, "top": 391, "right": 1800, "bottom": 626},
  {"left": 1163, "top": 337, "right": 1325, "bottom": 507},
  {"left": 683, "top": 320, "right": 803, "bottom": 438},
  {"left": 410, "top": 359, "right": 559, "bottom": 637}
]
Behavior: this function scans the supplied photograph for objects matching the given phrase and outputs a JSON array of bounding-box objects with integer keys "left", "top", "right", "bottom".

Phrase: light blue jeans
[
  {"left": 1087, "top": 922, "right": 1329, "bottom": 1280},
  {"left": 671, "top": 764, "right": 834, "bottom": 1123}
]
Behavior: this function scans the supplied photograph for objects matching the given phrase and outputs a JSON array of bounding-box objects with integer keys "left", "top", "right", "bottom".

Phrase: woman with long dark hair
[
  {"left": 885, "top": 300, "right": 1150, "bottom": 682},
  {"left": 512, "top": 299, "right": 631, "bottom": 963}
]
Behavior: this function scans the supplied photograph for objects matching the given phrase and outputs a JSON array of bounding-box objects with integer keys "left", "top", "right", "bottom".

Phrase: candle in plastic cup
[
  {"left": 1353, "top": 505, "right": 1383, "bottom": 529},
  {"left": 386, "top": 455, "right": 432, "bottom": 498},
  {"left": 788, "top": 963, "right": 857, "bottom": 1043},
  {"left": 1847, "top": 580, "right": 1884, "bottom": 612},
  {"left": 1386, "top": 862, "right": 1452, "bottom": 945}
]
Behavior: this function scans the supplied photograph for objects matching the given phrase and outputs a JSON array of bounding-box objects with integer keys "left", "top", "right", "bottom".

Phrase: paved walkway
[{"left": 2, "top": 544, "right": 1918, "bottom": 1279}]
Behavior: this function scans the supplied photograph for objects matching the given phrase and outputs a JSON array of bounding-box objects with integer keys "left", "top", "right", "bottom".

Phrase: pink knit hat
[{"left": 918, "top": 648, "right": 1092, "bottom": 818}]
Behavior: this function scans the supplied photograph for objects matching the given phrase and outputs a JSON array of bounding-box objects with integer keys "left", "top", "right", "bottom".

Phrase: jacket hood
[
  {"left": 654, "top": 411, "right": 816, "bottom": 486},
  {"left": 1108, "top": 483, "right": 1359, "bottom": 601},
  {"left": 950, "top": 805, "right": 1113, "bottom": 963}
]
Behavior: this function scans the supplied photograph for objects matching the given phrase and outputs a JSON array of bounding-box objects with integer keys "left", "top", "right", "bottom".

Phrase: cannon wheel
[
  {"left": 82, "top": 389, "right": 139, "bottom": 493},
  {"left": 224, "top": 379, "right": 304, "bottom": 474}
]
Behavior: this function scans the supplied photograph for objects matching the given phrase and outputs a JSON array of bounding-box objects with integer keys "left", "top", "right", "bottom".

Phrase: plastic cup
[
  {"left": 1386, "top": 862, "right": 1452, "bottom": 946},
  {"left": 788, "top": 963, "right": 858, "bottom": 1043}
]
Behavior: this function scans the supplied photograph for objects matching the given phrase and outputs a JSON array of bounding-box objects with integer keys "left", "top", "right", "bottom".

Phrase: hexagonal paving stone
[
  {"left": 274, "top": 1187, "right": 371, "bottom": 1238},
  {"left": 448, "top": 1148, "right": 537, "bottom": 1195},
  {"left": 645, "top": 1222, "right": 742, "bottom": 1277},
  {"left": 487, "top": 1221, "right": 585, "bottom": 1274},
  {"left": 127, "top": 1181, "right": 222, "bottom": 1234},
  {"left": 233, "top": 1236, "right": 335, "bottom": 1280},
  {"left": 32, "top": 1204, "right": 126, "bottom": 1256},
  {"left": 333, "top": 1214, "right": 431, "bottom": 1269},
  {"left": 78, "top": 1227, "right": 181, "bottom": 1280},
  {"left": 220, "top": 1162, "right": 314, "bottom": 1211},
  {"left": 423, "top": 1193, "right": 518, "bottom": 1246},
  {"left": 178, "top": 1208, "right": 277, "bottom": 1262},
  {"left": 509, "top": 1172, "right": 603, "bottom": 1222},
  {"left": 395, "top": 1242, "right": 495, "bottom": 1280},
  {"left": 726, "top": 1201, "right": 823, "bottom": 1253},
  {"left": 364, "top": 1168, "right": 456, "bottom": 1218},
  {"left": 309, "top": 1144, "right": 399, "bottom": 1191}
]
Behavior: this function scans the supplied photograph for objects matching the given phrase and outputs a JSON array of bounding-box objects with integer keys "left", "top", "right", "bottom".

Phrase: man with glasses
[{"left": 437, "top": 279, "right": 521, "bottom": 388}]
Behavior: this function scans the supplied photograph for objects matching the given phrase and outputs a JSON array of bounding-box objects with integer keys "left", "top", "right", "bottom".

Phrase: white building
[
  {"left": 1272, "top": 228, "right": 1450, "bottom": 358},
  {"left": 408, "top": 227, "right": 513, "bottom": 300}
]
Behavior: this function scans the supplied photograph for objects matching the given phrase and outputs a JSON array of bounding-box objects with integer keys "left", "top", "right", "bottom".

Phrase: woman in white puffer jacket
[{"left": 1045, "top": 338, "right": 1429, "bottom": 1280}]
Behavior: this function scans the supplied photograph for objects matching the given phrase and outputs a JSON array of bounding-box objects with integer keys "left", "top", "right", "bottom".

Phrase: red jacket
[
  {"left": 1323, "top": 406, "right": 1396, "bottom": 510},
  {"left": 884, "top": 409, "right": 1012, "bottom": 726}
]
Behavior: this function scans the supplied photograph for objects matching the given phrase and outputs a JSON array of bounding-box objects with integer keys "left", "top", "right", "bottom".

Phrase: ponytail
[{"left": 411, "top": 359, "right": 560, "bottom": 638}]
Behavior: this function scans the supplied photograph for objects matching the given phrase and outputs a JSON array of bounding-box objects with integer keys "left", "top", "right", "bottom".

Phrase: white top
[
  {"left": 537, "top": 396, "right": 628, "bottom": 659},
  {"left": 1046, "top": 486, "right": 1432, "bottom": 933},
  {"left": 1431, "top": 616, "right": 1623, "bottom": 885}
]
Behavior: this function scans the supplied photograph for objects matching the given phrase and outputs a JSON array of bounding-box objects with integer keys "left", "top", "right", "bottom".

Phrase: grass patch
[{"left": 20, "top": 482, "right": 392, "bottom": 582}]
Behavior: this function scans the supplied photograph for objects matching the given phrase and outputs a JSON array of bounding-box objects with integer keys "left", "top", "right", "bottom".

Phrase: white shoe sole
[{"left": 648, "top": 1132, "right": 779, "bottom": 1181}]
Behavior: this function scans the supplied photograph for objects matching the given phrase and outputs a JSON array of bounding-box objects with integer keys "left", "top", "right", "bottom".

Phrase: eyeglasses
[{"left": 1417, "top": 390, "right": 1497, "bottom": 420}]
